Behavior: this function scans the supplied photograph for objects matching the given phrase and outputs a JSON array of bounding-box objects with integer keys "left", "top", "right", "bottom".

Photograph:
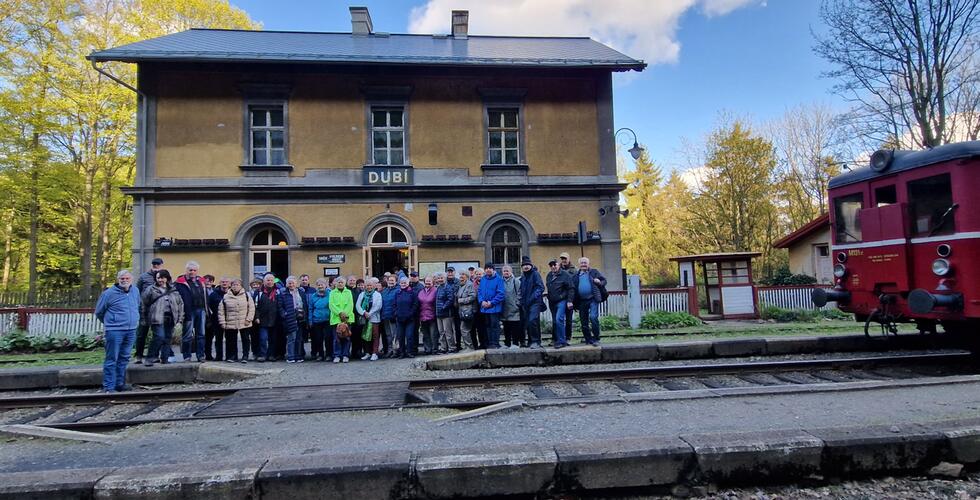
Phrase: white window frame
[
  {"left": 370, "top": 106, "right": 407, "bottom": 166},
  {"left": 246, "top": 101, "right": 288, "bottom": 166},
  {"left": 486, "top": 107, "right": 522, "bottom": 166}
]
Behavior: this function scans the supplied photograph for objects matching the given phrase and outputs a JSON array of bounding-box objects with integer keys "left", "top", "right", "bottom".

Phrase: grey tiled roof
[{"left": 88, "top": 28, "right": 645, "bottom": 71}]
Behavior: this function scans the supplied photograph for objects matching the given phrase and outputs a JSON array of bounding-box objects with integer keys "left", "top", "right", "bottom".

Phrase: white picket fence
[
  {"left": 756, "top": 285, "right": 835, "bottom": 311},
  {"left": 0, "top": 309, "right": 103, "bottom": 338},
  {"left": 597, "top": 289, "right": 689, "bottom": 318}
]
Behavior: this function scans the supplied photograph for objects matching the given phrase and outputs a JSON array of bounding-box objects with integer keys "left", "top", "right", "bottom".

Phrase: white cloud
[{"left": 407, "top": 0, "right": 760, "bottom": 67}]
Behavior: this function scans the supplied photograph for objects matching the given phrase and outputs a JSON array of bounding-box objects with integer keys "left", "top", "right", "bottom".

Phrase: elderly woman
[
  {"left": 434, "top": 272, "right": 457, "bottom": 354},
  {"left": 329, "top": 277, "right": 354, "bottom": 362},
  {"left": 393, "top": 277, "right": 419, "bottom": 358},
  {"left": 455, "top": 272, "right": 476, "bottom": 350},
  {"left": 380, "top": 275, "right": 399, "bottom": 358},
  {"left": 278, "top": 276, "right": 308, "bottom": 363},
  {"left": 307, "top": 278, "right": 332, "bottom": 361},
  {"left": 417, "top": 276, "right": 438, "bottom": 355},
  {"left": 501, "top": 265, "right": 523, "bottom": 348},
  {"left": 95, "top": 270, "right": 141, "bottom": 392},
  {"left": 218, "top": 278, "right": 254, "bottom": 363},
  {"left": 141, "top": 270, "right": 183, "bottom": 367},
  {"left": 356, "top": 277, "right": 383, "bottom": 361}
]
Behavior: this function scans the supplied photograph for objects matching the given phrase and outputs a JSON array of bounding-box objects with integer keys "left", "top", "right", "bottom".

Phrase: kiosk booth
[{"left": 670, "top": 252, "right": 761, "bottom": 320}]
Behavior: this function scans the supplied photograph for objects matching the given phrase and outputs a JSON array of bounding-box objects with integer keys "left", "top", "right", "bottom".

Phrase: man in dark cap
[
  {"left": 445, "top": 267, "right": 462, "bottom": 348},
  {"left": 134, "top": 257, "right": 164, "bottom": 363},
  {"left": 545, "top": 259, "right": 574, "bottom": 348},
  {"left": 519, "top": 256, "right": 545, "bottom": 349}
]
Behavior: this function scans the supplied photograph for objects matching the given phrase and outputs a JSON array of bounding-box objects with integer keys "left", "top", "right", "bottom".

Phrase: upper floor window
[
  {"left": 249, "top": 104, "right": 286, "bottom": 166},
  {"left": 833, "top": 193, "right": 863, "bottom": 243},
  {"left": 908, "top": 173, "right": 955, "bottom": 237},
  {"left": 487, "top": 108, "right": 520, "bottom": 165},
  {"left": 372, "top": 107, "right": 406, "bottom": 166}
]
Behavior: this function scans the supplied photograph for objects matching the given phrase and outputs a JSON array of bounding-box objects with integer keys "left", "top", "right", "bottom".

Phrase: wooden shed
[{"left": 670, "top": 252, "right": 761, "bottom": 319}]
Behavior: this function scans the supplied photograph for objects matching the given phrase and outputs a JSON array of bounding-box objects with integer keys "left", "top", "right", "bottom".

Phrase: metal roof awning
[{"left": 668, "top": 252, "right": 762, "bottom": 263}]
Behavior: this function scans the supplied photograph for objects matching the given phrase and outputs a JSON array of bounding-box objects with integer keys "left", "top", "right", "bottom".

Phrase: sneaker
[
  {"left": 529, "top": 343, "right": 541, "bottom": 349},
  {"left": 333, "top": 357, "right": 340, "bottom": 363},
  {"left": 168, "top": 356, "right": 177, "bottom": 363},
  {"left": 370, "top": 353, "right": 378, "bottom": 361},
  {"left": 135, "top": 357, "right": 143, "bottom": 364},
  {"left": 256, "top": 357, "right": 266, "bottom": 363},
  {"left": 342, "top": 356, "right": 349, "bottom": 363},
  {"left": 143, "top": 359, "right": 154, "bottom": 367},
  {"left": 240, "top": 359, "right": 248, "bottom": 364},
  {"left": 361, "top": 353, "right": 371, "bottom": 360},
  {"left": 225, "top": 358, "right": 236, "bottom": 363},
  {"left": 287, "top": 359, "right": 296, "bottom": 363},
  {"left": 509, "top": 344, "right": 520, "bottom": 350}
]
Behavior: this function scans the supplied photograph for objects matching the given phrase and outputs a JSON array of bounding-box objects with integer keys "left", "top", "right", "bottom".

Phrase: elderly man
[
  {"left": 574, "top": 257, "right": 607, "bottom": 346},
  {"left": 134, "top": 257, "right": 164, "bottom": 364},
  {"left": 175, "top": 261, "right": 209, "bottom": 362},
  {"left": 95, "top": 270, "right": 141, "bottom": 392},
  {"left": 206, "top": 276, "right": 231, "bottom": 361},
  {"left": 519, "top": 256, "right": 545, "bottom": 349}
]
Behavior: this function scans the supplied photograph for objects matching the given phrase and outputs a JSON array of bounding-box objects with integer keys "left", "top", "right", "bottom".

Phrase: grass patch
[{"left": 0, "top": 349, "right": 104, "bottom": 368}]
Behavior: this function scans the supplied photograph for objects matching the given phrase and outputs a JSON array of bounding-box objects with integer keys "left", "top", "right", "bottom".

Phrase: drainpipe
[{"left": 90, "top": 60, "right": 148, "bottom": 274}]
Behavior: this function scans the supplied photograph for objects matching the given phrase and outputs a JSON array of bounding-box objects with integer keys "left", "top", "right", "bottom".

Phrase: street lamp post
[{"left": 615, "top": 127, "right": 645, "bottom": 160}]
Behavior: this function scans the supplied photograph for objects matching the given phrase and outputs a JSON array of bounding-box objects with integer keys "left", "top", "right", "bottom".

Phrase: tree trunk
[
  {"left": 2, "top": 209, "right": 13, "bottom": 291},
  {"left": 27, "top": 133, "right": 40, "bottom": 303},
  {"left": 95, "top": 174, "right": 110, "bottom": 288}
]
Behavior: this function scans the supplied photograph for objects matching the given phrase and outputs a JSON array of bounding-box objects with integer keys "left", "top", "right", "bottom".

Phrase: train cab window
[
  {"left": 874, "top": 185, "right": 897, "bottom": 207},
  {"left": 908, "top": 173, "right": 955, "bottom": 237},
  {"left": 833, "top": 193, "right": 863, "bottom": 243}
]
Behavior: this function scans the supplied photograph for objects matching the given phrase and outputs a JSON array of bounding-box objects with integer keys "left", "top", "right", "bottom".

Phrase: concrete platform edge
[{"left": 2, "top": 419, "right": 977, "bottom": 498}]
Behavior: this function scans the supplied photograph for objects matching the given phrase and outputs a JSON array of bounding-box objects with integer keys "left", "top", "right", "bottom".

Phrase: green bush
[
  {"left": 599, "top": 315, "right": 627, "bottom": 331},
  {"left": 639, "top": 311, "right": 702, "bottom": 329},
  {"left": 760, "top": 306, "right": 822, "bottom": 323},
  {"left": 0, "top": 330, "right": 104, "bottom": 353},
  {"left": 760, "top": 267, "right": 818, "bottom": 286}
]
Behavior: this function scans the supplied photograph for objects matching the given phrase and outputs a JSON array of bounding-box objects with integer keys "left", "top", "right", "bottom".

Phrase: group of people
[{"left": 94, "top": 252, "right": 607, "bottom": 393}]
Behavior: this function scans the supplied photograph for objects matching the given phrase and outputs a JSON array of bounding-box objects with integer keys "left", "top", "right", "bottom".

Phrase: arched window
[
  {"left": 491, "top": 225, "right": 523, "bottom": 268},
  {"left": 251, "top": 228, "right": 288, "bottom": 247},
  {"left": 370, "top": 225, "right": 409, "bottom": 246}
]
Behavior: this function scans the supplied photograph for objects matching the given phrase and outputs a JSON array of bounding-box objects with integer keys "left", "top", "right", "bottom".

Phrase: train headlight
[
  {"left": 833, "top": 264, "right": 847, "bottom": 278},
  {"left": 836, "top": 251, "right": 847, "bottom": 263},
  {"left": 937, "top": 244, "right": 952, "bottom": 257},
  {"left": 931, "top": 258, "right": 951, "bottom": 276}
]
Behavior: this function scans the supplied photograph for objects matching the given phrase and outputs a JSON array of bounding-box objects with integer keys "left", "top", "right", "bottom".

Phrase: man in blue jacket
[
  {"left": 95, "top": 270, "right": 141, "bottom": 392},
  {"left": 574, "top": 257, "right": 607, "bottom": 345},
  {"left": 477, "top": 263, "right": 506, "bottom": 349},
  {"left": 518, "top": 256, "right": 545, "bottom": 349}
]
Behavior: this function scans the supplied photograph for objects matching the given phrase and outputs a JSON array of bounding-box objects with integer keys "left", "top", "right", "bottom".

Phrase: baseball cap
[
  {"left": 446, "top": 266, "right": 455, "bottom": 272},
  {"left": 559, "top": 252, "right": 570, "bottom": 260},
  {"left": 151, "top": 258, "right": 164, "bottom": 265},
  {"left": 409, "top": 271, "right": 419, "bottom": 277}
]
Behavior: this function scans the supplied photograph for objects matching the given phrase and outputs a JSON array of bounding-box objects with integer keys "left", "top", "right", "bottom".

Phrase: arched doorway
[
  {"left": 363, "top": 224, "right": 416, "bottom": 279},
  {"left": 249, "top": 226, "right": 289, "bottom": 280}
]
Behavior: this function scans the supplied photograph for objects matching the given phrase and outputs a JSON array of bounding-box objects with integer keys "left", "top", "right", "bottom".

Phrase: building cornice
[{"left": 121, "top": 182, "right": 627, "bottom": 201}]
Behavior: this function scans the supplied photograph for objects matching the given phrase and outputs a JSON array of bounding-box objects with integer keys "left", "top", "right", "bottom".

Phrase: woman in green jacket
[{"left": 329, "top": 277, "right": 355, "bottom": 362}]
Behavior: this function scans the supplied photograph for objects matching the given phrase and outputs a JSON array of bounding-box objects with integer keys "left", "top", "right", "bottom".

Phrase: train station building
[{"left": 90, "top": 7, "right": 645, "bottom": 289}]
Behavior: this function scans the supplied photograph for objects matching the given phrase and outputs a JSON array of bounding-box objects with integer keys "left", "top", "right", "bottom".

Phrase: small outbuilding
[
  {"left": 670, "top": 252, "right": 761, "bottom": 319},
  {"left": 773, "top": 214, "right": 832, "bottom": 284}
]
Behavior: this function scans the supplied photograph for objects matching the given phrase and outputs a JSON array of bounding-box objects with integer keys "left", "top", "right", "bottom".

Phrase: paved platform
[
  {"left": 425, "top": 333, "right": 957, "bottom": 370},
  {"left": 0, "top": 362, "right": 279, "bottom": 390}
]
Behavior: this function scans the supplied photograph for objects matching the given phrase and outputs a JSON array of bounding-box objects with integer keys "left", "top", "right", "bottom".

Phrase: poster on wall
[
  {"left": 418, "top": 262, "right": 445, "bottom": 278},
  {"left": 446, "top": 261, "right": 480, "bottom": 273},
  {"left": 323, "top": 267, "right": 340, "bottom": 277}
]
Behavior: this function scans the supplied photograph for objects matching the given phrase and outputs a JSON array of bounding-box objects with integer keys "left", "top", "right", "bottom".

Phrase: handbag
[{"left": 460, "top": 308, "right": 474, "bottom": 321}]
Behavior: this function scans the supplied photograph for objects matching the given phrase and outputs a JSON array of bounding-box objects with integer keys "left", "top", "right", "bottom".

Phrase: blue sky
[{"left": 229, "top": 0, "right": 844, "bottom": 172}]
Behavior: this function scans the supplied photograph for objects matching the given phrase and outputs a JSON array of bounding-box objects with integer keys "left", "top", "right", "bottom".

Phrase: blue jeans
[
  {"left": 577, "top": 300, "right": 600, "bottom": 344},
  {"left": 285, "top": 326, "right": 299, "bottom": 361},
  {"left": 181, "top": 309, "right": 206, "bottom": 360},
  {"left": 332, "top": 325, "right": 351, "bottom": 358},
  {"left": 395, "top": 319, "right": 415, "bottom": 355},
  {"left": 103, "top": 329, "right": 136, "bottom": 391},
  {"left": 550, "top": 301, "right": 568, "bottom": 345},
  {"left": 147, "top": 322, "right": 175, "bottom": 361},
  {"left": 485, "top": 312, "right": 501, "bottom": 348},
  {"left": 255, "top": 326, "right": 270, "bottom": 359},
  {"left": 521, "top": 303, "right": 542, "bottom": 346}
]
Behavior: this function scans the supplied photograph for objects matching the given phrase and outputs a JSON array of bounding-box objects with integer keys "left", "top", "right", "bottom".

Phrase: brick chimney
[
  {"left": 452, "top": 10, "right": 468, "bottom": 39},
  {"left": 350, "top": 6, "right": 373, "bottom": 36}
]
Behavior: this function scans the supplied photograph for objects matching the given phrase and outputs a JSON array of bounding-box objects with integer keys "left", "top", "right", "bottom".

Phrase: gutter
[{"left": 90, "top": 60, "right": 149, "bottom": 273}]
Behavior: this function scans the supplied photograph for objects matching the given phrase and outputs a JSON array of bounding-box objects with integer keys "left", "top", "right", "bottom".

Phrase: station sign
[
  {"left": 363, "top": 167, "right": 413, "bottom": 186},
  {"left": 317, "top": 254, "right": 345, "bottom": 264}
]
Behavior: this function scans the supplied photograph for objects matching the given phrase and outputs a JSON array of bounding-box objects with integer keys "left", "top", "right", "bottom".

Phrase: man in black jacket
[
  {"left": 206, "top": 277, "right": 230, "bottom": 360},
  {"left": 545, "top": 259, "right": 575, "bottom": 348},
  {"left": 558, "top": 252, "right": 575, "bottom": 343}
]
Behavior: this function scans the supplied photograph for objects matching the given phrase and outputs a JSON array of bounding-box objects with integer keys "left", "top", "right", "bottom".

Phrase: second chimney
[
  {"left": 350, "top": 6, "right": 373, "bottom": 35},
  {"left": 452, "top": 10, "right": 468, "bottom": 39}
]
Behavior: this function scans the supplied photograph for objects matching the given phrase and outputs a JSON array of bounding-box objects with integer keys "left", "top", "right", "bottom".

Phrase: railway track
[{"left": 0, "top": 352, "right": 974, "bottom": 432}]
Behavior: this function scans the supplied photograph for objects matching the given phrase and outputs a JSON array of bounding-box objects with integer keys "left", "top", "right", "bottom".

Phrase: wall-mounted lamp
[
  {"left": 599, "top": 205, "right": 629, "bottom": 217},
  {"left": 615, "top": 127, "right": 645, "bottom": 160}
]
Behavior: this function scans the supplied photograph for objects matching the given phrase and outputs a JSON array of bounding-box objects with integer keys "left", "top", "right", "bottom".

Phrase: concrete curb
[
  {"left": 3, "top": 419, "right": 978, "bottom": 498},
  {"left": 0, "top": 363, "right": 275, "bottom": 390},
  {"left": 424, "top": 334, "right": 957, "bottom": 370}
]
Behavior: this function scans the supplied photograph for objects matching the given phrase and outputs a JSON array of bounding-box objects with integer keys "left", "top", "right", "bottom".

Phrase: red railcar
[{"left": 812, "top": 141, "right": 980, "bottom": 336}]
